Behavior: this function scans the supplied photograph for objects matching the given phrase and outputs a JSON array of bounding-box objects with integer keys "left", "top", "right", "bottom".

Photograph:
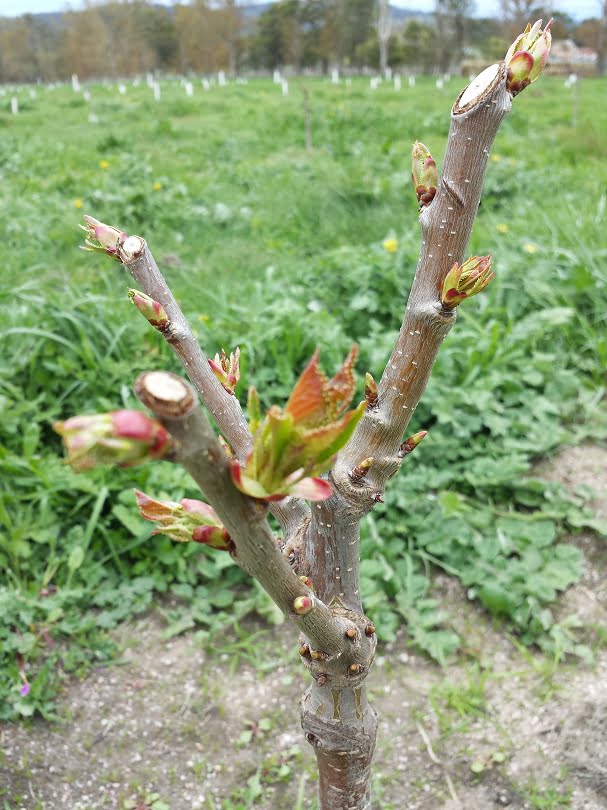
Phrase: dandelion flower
[
  {"left": 523, "top": 242, "right": 538, "bottom": 254},
  {"left": 383, "top": 238, "right": 398, "bottom": 253},
  {"left": 99, "top": 160, "right": 110, "bottom": 170},
  {"left": 153, "top": 181, "right": 162, "bottom": 191},
  {"left": 73, "top": 198, "right": 84, "bottom": 209},
  {"left": 496, "top": 223, "right": 508, "bottom": 234},
  {"left": 491, "top": 153, "right": 502, "bottom": 163}
]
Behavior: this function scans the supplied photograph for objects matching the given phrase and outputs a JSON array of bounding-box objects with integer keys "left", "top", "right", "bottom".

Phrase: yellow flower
[
  {"left": 496, "top": 223, "right": 509, "bottom": 234},
  {"left": 99, "top": 160, "right": 110, "bottom": 170},
  {"left": 73, "top": 198, "right": 84, "bottom": 209},
  {"left": 523, "top": 242, "right": 538, "bottom": 254},
  {"left": 153, "top": 181, "right": 162, "bottom": 191},
  {"left": 383, "top": 238, "right": 398, "bottom": 253},
  {"left": 491, "top": 153, "right": 502, "bottom": 163}
]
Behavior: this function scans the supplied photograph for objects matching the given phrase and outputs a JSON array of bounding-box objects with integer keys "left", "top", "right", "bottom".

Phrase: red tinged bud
[
  {"left": 505, "top": 19, "right": 552, "bottom": 97},
  {"left": 293, "top": 595, "right": 313, "bottom": 615},
  {"left": 53, "top": 410, "right": 172, "bottom": 471},
  {"left": 128, "top": 289, "right": 170, "bottom": 332},
  {"left": 80, "top": 215, "right": 128, "bottom": 261},
  {"left": 411, "top": 141, "right": 438, "bottom": 208},
  {"left": 398, "top": 430, "right": 427, "bottom": 458},
  {"left": 208, "top": 347, "right": 240, "bottom": 395},
  {"left": 441, "top": 255, "right": 494, "bottom": 310},
  {"left": 364, "top": 372, "right": 378, "bottom": 407}
]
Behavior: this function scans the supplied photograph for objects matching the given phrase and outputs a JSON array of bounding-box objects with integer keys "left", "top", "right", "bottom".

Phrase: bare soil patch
[{"left": 1, "top": 444, "right": 606, "bottom": 810}]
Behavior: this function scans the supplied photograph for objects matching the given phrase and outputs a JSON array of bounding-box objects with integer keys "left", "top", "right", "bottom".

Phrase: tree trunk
[{"left": 301, "top": 682, "right": 377, "bottom": 810}]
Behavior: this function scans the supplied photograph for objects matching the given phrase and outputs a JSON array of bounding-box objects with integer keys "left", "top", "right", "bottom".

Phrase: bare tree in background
[
  {"left": 500, "top": 0, "right": 536, "bottom": 39},
  {"left": 378, "top": 0, "right": 391, "bottom": 76},
  {"left": 435, "top": 0, "right": 473, "bottom": 72},
  {"left": 597, "top": 0, "right": 607, "bottom": 75}
]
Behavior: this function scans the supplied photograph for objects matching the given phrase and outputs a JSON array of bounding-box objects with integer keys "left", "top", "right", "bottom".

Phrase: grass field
[{"left": 1, "top": 73, "right": 606, "bottom": 722}]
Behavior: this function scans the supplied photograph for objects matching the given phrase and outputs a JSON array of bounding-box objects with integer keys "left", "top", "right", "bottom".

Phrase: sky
[{"left": 0, "top": 0, "right": 602, "bottom": 19}]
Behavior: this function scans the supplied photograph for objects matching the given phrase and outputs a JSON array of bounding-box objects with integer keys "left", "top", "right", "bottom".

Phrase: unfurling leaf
[
  {"left": 230, "top": 348, "right": 366, "bottom": 502},
  {"left": 135, "top": 490, "right": 234, "bottom": 551}
]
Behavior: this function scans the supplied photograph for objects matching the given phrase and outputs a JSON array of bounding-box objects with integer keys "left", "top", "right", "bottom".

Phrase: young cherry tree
[{"left": 55, "top": 22, "right": 552, "bottom": 810}]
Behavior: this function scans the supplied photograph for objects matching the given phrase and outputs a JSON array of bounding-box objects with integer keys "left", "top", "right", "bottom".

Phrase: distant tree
[
  {"left": 574, "top": 17, "right": 601, "bottom": 49},
  {"left": 598, "top": 0, "right": 607, "bottom": 75},
  {"left": 377, "top": 0, "right": 391, "bottom": 75},
  {"left": 248, "top": 0, "right": 300, "bottom": 70},
  {"left": 499, "top": 0, "right": 536, "bottom": 39},
  {"left": 60, "top": 5, "right": 112, "bottom": 79},
  {"left": 435, "top": 0, "right": 474, "bottom": 71},
  {"left": 212, "top": 0, "right": 244, "bottom": 75}
]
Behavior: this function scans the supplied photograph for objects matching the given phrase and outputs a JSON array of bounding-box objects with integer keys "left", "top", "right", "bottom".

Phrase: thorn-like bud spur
[
  {"left": 398, "top": 430, "right": 427, "bottom": 459},
  {"left": 80, "top": 215, "right": 128, "bottom": 261},
  {"left": 293, "top": 595, "right": 313, "bottom": 615},
  {"left": 411, "top": 141, "right": 438, "bottom": 208},
  {"left": 364, "top": 372, "right": 378, "bottom": 407},
  {"left": 299, "top": 575, "right": 315, "bottom": 592},
  {"left": 505, "top": 19, "right": 552, "bottom": 97},
  {"left": 230, "top": 348, "right": 366, "bottom": 502},
  {"left": 350, "top": 457, "right": 374, "bottom": 483},
  {"left": 209, "top": 347, "right": 240, "bottom": 395},
  {"left": 128, "top": 289, "right": 170, "bottom": 332},
  {"left": 441, "top": 255, "right": 494, "bottom": 310},
  {"left": 53, "top": 410, "right": 172, "bottom": 471},
  {"left": 135, "top": 491, "right": 234, "bottom": 551}
]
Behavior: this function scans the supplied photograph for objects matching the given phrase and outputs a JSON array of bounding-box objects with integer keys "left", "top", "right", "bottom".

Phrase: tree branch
[
  {"left": 118, "top": 235, "right": 309, "bottom": 535},
  {"left": 134, "top": 369, "right": 352, "bottom": 658},
  {"left": 336, "top": 62, "right": 511, "bottom": 500}
]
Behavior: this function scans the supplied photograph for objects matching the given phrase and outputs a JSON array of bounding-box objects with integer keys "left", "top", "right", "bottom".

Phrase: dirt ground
[{"left": 1, "top": 445, "right": 606, "bottom": 810}]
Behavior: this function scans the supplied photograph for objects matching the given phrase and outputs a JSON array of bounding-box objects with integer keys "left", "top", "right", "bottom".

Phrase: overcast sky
[{"left": 1, "top": 0, "right": 602, "bottom": 20}]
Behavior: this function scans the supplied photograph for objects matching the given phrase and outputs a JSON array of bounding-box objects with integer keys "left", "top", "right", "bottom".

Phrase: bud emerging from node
[
  {"left": 209, "top": 347, "right": 240, "bottom": 395},
  {"left": 128, "top": 289, "right": 170, "bottom": 332},
  {"left": 299, "top": 643, "right": 310, "bottom": 657},
  {"left": 441, "top": 255, "right": 494, "bottom": 309},
  {"left": 398, "top": 430, "right": 427, "bottom": 458},
  {"left": 53, "top": 410, "right": 172, "bottom": 471},
  {"left": 299, "top": 575, "right": 315, "bottom": 592},
  {"left": 350, "top": 457, "right": 374, "bottom": 483},
  {"left": 365, "top": 624, "right": 376, "bottom": 636},
  {"left": 293, "top": 595, "right": 313, "bottom": 615},
  {"left": 505, "top": 19, "right": 552, "bottom": 97},
  {"left": 411, "top": 141, "right": 438, "bottom": 207},
  {"left": 364, "top": 372, "right": 378, "bottom": 408},
  {"left": 345, "top": 627, "right": 357, "bottom": 639},
  {"left": 80, "top": 215, "right": 128, "bottom": 261},
  {"left": 230, "top": 348, "right": 366, "bottom": 502},
  {"left": 135, "top": 490, "right": 234, "bottom": 551},
  {"left": 349, "top": 663, "right": 362, "bottom": 674}
]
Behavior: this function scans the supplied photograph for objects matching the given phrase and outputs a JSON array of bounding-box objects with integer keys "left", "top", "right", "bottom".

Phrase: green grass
[{"left": 1, "top": 75, "right": 607, "bottom": 720}]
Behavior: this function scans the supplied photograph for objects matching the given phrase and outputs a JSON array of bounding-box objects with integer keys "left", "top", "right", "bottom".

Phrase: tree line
[{"left": 0, "top": 0, "right": 604, "bottom": 84}]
